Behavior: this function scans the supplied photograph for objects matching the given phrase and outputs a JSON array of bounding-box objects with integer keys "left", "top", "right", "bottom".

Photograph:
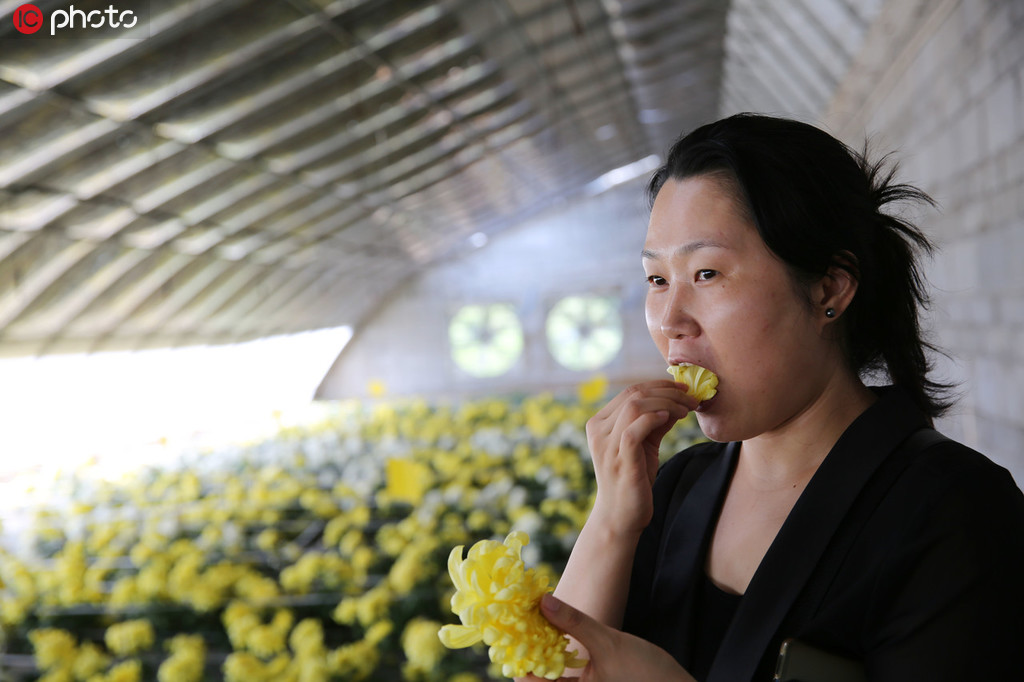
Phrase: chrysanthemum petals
[
  {"left": 667, "top": 364, "right": 719, "bottom": 402},
  {"left": 447, "top": 546, "right": 466, "bottom": 584},
  {"left": 437, "top": 624, "right": 482, "bottom": 648},
  {"left": 437, "top": 532, "right": 578, "bottom": 679}
]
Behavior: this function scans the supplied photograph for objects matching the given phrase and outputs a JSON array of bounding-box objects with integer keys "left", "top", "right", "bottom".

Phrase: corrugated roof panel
[{"left": 0, "top": 0, "right": 731, "bottom": 354}]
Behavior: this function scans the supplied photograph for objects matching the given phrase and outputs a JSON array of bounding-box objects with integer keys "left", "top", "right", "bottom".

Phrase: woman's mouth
[
  {"left": 667, "top": 362, "right": 719, "bottom": 403},
  {"left": 694, "top": 390, "right": 718, "bottom": 412}
]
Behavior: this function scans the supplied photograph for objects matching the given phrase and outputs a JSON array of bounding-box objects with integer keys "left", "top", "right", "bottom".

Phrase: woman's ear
[{"left": 813, "top": 251, "right": 859, "bottom": 327}]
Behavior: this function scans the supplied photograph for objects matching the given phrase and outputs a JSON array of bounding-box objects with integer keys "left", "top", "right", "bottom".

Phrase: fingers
[
  {"left": 593, "top": 381, "right": 695, "bottom": 420},
  {"left": 540, "top": 594, "right": 602, "bottom": 650},
  {"left": 619, "top": 409, "right": 670, "bottom": 451},
  {"left": 588, "top": 387, "right": 694, "bottom": 444},
  {"left": 541, "top": 595, "right": 699, "bottom": 682},
  {"left": 583, "top": 381, "right": 696, "bottom": 534},
  {"left": 613, "top": 397, "right": 689, "bottom": 430},
  {"left": 604, "top": 398, "right": 687, "bottom": 457}
]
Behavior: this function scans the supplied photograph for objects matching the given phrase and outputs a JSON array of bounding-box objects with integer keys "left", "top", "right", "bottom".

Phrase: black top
[
  {"left": 622, "top": 387, "right": 1024, "bottom": 682},
  {"left": 690, "top": 574, "right": 742, "bottom": 681}
]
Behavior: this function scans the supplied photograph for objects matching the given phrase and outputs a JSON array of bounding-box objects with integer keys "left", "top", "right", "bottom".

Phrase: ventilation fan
[
  {"left": 546, "top": 295, "right": 623, "bottom": 371},
  {"left": 449, "top": 303, "right": 524, "bottom": 378}
]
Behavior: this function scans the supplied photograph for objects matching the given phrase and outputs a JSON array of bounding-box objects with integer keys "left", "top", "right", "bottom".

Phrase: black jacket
[{"left": 622, "top": 387, "right": 1024, "bottom": 681}]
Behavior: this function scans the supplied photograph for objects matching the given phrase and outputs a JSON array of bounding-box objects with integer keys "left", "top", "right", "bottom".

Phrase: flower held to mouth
[
  {"left": 437, "top": 531, "right": 584, "bottom": 679},
  {"left": 667, "top": 363, "right": 719, "bottom": 402}
]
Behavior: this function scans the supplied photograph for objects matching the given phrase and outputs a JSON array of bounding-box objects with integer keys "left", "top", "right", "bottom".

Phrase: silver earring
[{"left": 825, "top": 308, "right": 836, "bottom": 318}]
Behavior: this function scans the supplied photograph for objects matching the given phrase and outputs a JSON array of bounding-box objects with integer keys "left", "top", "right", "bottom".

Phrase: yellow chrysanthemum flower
[
  {"left": 2, "top": 596, "right": 30, "bottom": 627},
  {"left": 106, "top": 658, "right": 143, "bottom": 682},
  {"left": 224, "top": 611, "right": 260, "bottom": 650},
  {"left": 157, "top": 634, "right": 206, "bottom": 682},
  {"left": 402, "top": 617, "right": 446, "bottom": 676},
  {"left": 222, "top": 652, "right": 265, "bottom": 682},
  {"left": 256, "top": 528, "right": 280, "bottom": 553},
  {"left": 332, "top": 597, "right": 358, "bottom": 626},
  {"left": 246, "top": 623, "right": 287, "bottom": 658},
  {"left": 104, "top": 619, "right": 155, "bottom": 656},
  {"left": 449, "top": 674, "right": 483, "bottom": 682},
  {"left": 280, "top": 553, "right": 322, "bottom": 593},
  {"left": 385, "top": 458, "right": 432, "bottom": 505},
  {"left": 364, "top": 620, "right": 393, "bottom": 645},
  {"left": 299, "top": 488, "right": 339, "bottom": 518},
  {"left": 326, "top": 639, "right": 379, "bottom": 681},
  {"left": 577, "top": 374, "right": 609, "bottom": 405},
  {"left": 339, "top": 528, "right": 365, "bottom": 556},
  {"left": 157, "top": 655, "right": 204, "bottom": 682},
  {"left": 38, "top": 669, "right": 73, "bottom": 682},
  {"left": 167, "top": 633, "right": 206, "bottom": 656},
  {"left": 28, "top": 628, "right": 77, "bottom": 671},
  {"left": 388, "top": 538, "right": 439, "bottom": 594},
  {"left": 73, "top": 641, "right": 112, "bottom": 679},
  {"left": 234, "top": 571, "right": 281, "bottom": 605},
  {"left": 667, "top": 363, "right": 719, "bottom": 402},
  {"left": 289, "top": 618, "right": 325, "bottom": 659},
  {"left": 438, "top": 531, "right": 584, "bottom": 680},
  {"left": 295, "top": 656, "right": 328, "bottom": 682}
]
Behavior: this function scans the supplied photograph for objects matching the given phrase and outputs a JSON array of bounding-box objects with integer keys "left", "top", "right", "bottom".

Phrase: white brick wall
[{"left": 826, "top": 0, "right": 1024, "bottom": 486}]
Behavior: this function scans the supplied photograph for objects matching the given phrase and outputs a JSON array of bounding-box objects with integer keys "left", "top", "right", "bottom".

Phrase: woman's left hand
[{"left": 524, "top": 594, "right": 697, "bottom": 682}]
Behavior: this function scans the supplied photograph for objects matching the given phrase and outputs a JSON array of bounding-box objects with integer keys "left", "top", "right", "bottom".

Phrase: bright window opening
[{"left": 0, "top": 326, "right": 353, "bottom": 483}]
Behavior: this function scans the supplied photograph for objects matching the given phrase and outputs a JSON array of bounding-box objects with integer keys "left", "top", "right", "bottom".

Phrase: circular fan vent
[
  {"left": 546, "top": 295, "right": 623, "bottom": 371},
  {"left": 449, "top": 303, "right": 524, "bottom": 378}
]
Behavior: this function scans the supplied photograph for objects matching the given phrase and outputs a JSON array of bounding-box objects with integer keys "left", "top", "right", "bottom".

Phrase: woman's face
[{"left": 643, "top": 175, "right": 834, "bottom": 442}]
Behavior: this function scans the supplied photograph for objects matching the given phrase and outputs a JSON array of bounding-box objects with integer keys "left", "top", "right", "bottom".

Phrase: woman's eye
[
  {"left": 696, "top": 269, "right": 718, "bottom": 281},
  {"left": 646, "top": 275, "right": 666, "bottom": 287}
]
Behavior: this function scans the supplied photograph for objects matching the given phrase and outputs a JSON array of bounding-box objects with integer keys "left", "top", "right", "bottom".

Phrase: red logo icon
[{"left": 13, "top": 4, "right": 43, "bottom": 33}]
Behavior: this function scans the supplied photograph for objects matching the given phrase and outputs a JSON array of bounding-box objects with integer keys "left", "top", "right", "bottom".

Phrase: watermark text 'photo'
[{"left": 8, "top": 2, "right": 150, "bottom": 39}]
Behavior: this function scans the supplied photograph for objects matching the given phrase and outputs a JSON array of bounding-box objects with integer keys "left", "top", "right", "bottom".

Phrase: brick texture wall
[{"left": 826, "top": 0, "right": 1024, "bottom": 485}]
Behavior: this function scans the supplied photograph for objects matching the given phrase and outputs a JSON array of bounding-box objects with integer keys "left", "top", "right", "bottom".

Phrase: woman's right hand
[
  {"left": 585, "top": 380, "right": 695, "bottom": 537},
  {"left": 516, "top": 595, "right": 697, "bottom": 682}
]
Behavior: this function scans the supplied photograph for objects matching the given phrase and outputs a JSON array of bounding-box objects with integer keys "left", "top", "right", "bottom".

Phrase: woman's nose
[
  {"left": 661, "top": 315, "right": 700, "bottom": 339},
  {"left": 657, "top": 290, "right": 700, "bottom": 339}
]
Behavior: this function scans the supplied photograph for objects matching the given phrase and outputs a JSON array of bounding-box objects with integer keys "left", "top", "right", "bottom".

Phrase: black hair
[{"left": 648, "top": 112, "right": 954, "bottom": 418}]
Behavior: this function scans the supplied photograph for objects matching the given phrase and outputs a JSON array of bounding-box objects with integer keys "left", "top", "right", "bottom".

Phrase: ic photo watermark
[{"left": 7, "top": 1, "right": 151, "bottom": 39}]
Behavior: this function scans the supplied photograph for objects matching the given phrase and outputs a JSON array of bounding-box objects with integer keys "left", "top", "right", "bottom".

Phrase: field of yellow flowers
[{"left": 0, "top": 383, "right": 703, "bottom": 681}]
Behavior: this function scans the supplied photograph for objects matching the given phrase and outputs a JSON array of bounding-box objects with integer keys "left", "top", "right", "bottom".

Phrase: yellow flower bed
[{"left": 0, "top": 386, "right": 703, "bottom": 680}]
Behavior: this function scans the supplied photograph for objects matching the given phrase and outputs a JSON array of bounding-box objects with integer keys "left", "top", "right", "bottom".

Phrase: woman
[{"left": 523, "top": 114, "right": 1024, "bottom": 681}]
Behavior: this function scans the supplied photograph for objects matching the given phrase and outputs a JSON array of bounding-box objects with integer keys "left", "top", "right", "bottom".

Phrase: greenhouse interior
[{"left": 1, "top": 0, "right": 1023, "bottom": 680}]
